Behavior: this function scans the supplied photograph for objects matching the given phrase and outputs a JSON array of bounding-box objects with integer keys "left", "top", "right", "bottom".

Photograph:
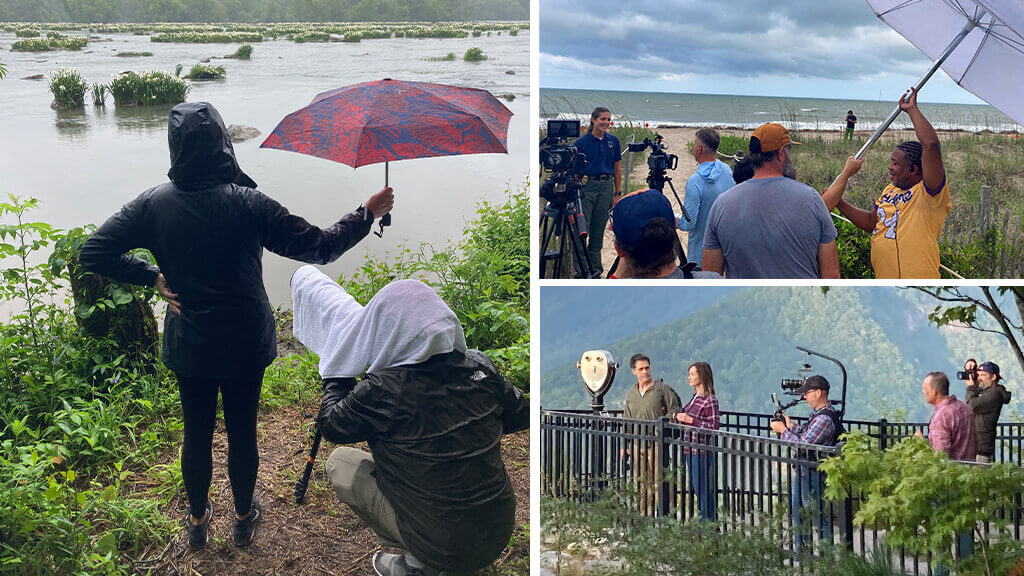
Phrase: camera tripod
[{"left": 539, "top": 197, "right": 597, "bottom": 279}]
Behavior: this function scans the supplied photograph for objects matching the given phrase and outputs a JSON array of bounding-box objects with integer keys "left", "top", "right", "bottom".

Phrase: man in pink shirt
[
  {"left": 921, "top": 372, "right": 976, "bottom": 461},
  {"left": 918, "top": 372, "right": 976, "bottom": 573}
]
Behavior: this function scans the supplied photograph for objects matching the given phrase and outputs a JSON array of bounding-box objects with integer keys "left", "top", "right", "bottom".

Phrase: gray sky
[{"left": 540, "top": 0, "right": 985, "bottom": 104}]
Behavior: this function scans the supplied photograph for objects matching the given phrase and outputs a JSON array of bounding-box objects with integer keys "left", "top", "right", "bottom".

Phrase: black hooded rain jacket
[{"left": 80, "top": 101, "right": 373, "bottom": 379}]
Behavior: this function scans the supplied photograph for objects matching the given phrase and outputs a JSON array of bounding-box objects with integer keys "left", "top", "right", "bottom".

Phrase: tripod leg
[
  {"left": 295, "top": 428, "right": 323, "bottom": 504},
  {"left": 539, "top": 213, "right": 560, "bottom": 279},
  {"left": 566, "top": 216, "right": 595, "bottom": 278}
]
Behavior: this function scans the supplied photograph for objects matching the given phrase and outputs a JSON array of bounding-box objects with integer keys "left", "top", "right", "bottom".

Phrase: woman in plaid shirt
[{"left": 674, "top": 361, "right": 720, "bottom": 522}]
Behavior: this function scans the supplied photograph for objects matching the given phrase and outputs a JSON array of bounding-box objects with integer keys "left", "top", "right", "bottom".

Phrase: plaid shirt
[
  {"left": 679, "top": 393, "right": 719, "bottom": 455},
  {"left": 928, "top": 395, "right": 976, "bottom": 461},
  {"left": 782, "top": 407, "right": 836, "bottom": 445},
  {"left": 681, "top": 393, "right": 720, "bottom": 430}
]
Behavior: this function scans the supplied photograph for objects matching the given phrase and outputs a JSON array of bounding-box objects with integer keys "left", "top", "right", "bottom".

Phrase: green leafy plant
[
  {"left": 231, "top": 44, "right": 253, "bottom": 59},
  {"left": 107, "top": 71, "right": 189, "bottom": 107},
  {"left": 91, "top": 82, "right": 107, "bottom": 106},
  {"left": 821, "top": 429, "right": 1024, "bottom": 574},
  {"left": 115, "top": 51, "right": 153, "bottom": 57},
  {"left": 427, "top": 52, "right": 457, "bottom": 61},
  {"left": 184, "top": 63, "right": 226, "bottom": 80},
  {"left": 463, "top": 47, "right": 487, "bottom": 61},
  {"left": 48, "top": 68, "right": 88, "bottom": 109}
]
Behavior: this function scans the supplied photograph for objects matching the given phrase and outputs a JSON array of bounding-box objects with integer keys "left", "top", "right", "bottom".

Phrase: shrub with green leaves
[
  {"left": 292, "top": 31, "right": 330, "bottom": 43},
  {"left": 463, "top": 47, "right": 487, "bottom": 61},
  {"left": 48, "top": 68, "right": 88, "bottom": 110},
  {"left": 342, "top": 32, "right": 362, "bottom": 42},
  {"left": 427, "top": 52, "right": 457, "bottom": 62},
  {"left": 231, "top": 44, "right": 253, "bottom": 59},
  {"left": 821, "top": 429, "right": 1024, "bottom": 574},
  {"left": 185, "top": 64, "right": 226, "bottom": 80},
  {"left": 12, "top": 35, "right": 88, "bottom": 52},
  {"left": 107, "top": 71, "right": 189, "bottom": 107},
  {"left": 15, "top": 28, "right": 40, "bottom": 37}
]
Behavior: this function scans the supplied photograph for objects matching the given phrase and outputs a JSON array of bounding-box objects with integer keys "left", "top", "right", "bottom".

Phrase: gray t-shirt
[{"left": 703, "top": 176, "right": 837, "bottom": 279}]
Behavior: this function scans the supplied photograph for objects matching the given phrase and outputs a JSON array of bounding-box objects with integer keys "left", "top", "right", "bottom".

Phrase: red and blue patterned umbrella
[{"left": 260, "top": 78, "right": 512, "bottom": 235}]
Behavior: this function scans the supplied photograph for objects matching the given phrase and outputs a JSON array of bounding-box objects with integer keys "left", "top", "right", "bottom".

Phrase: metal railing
[{"left": 541, "top": 409, "right": 1024, "bottom": 575}]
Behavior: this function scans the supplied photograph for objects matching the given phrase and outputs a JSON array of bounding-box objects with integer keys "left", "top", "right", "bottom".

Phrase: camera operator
[
  {"left": 769, "top": 376, "right": 842, "bottom": 555},
  {"left": 572, "top": 107, "right": 622, "bottom": 277},
  {"left": 608, "top": 190, "right": 721, "bottom": 279},
  {"left": 966, "top": 362, "right": 1011, "bottom": 463},
  {"left": 291, "top": 266, "right": 529, "bottom": 576}
]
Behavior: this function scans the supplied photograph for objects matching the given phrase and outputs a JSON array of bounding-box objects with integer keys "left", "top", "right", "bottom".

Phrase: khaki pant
[{"left": 326, "top": 446, "right": 405, "bottom": 549}]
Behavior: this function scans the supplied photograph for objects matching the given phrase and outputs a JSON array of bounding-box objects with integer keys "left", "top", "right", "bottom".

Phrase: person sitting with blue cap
[{"left": 608, "top": 189, "right": 721, "bottom": 279}]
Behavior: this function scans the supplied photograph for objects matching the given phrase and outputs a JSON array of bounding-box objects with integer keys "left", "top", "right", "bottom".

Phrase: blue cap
[
  {"left": 611, "top": 190, "right": 675, "bottom": 249},
  {"left": 979, "top": 362, "right": 1001, "bottom": 378}
]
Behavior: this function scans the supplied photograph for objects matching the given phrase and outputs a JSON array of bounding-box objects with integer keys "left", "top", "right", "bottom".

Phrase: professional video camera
[
  {"left": 626, "top": 134, "right": 688, "bottom": 223},
  {"left": 770, "top": 346, "right": 849, "bottom": 420},
  {"left": 539, "top": 119, "right": 596, "bottom": 279}
]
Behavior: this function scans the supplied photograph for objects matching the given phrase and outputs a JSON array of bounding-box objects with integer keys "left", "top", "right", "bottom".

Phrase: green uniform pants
[{"left": 576, "top": 177, "right": 615, "bottom": 277}]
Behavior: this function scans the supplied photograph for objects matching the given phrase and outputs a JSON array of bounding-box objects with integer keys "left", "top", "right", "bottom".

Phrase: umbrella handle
[
  {"left": 824, "top": 10, "right": 983, "bottom": 192},
  {"left": 374, "top": 162, "right": 391, "bottom": 237}
]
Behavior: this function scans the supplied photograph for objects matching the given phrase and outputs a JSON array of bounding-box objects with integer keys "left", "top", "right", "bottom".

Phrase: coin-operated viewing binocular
[{"left": 578, "top": 350, "right": 618, "bottom": 413}]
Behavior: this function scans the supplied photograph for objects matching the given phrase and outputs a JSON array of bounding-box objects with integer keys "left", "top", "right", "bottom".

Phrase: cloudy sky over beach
[{"left": 540, "top": 0, "right": 986, "bottom": 104}]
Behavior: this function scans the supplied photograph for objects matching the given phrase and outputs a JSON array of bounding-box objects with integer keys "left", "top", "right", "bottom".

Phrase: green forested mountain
[
  {"left": 0, "top": 0, "right": 528, "bottom": 23},
  {"left": 541, "top": 286, "right": 1023, "bottom": 423}
]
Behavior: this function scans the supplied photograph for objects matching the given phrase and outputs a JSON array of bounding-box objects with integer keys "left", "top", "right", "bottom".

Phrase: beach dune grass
[
  {"left": 107, "top": 71, "right": 189, "bottom": 107},
  {"left": 48, "top": 68, "right": 88, "bottom": 109},
  {"left": 185, "top": 64, "right": 226, "bottom": 80}
]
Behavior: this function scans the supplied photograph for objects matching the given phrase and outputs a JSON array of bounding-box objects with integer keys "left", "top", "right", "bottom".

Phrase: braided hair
[{"left": 896, "top": 141, "right": 923, "bottom": 174}]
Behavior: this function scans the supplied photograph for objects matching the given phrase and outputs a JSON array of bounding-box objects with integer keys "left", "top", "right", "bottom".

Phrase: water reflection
[
  {"left": 53, "top": 108, "right": 91, "bottom": 141},
  {"left": 113, "top": 105, "right": 173, "bottom": 134}
]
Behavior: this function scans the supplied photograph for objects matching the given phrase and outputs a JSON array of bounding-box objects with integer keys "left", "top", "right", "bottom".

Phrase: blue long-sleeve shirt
[{"left": 677, "top": 159, "right": 734, "bottom": 265}]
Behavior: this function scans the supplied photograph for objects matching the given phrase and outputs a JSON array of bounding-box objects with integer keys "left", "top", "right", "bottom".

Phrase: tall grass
[
  {"left": 107, "top": 71, "right": 189, "bottom": 107},
  {"left": 48, "top": 68, "right": 88, "bottom": 109},
  {"left": 427, "top": 52, "right": 457, "bottom": 62},
  {"left": 91, "top": 82, "right": 108, "bottom": 106}
]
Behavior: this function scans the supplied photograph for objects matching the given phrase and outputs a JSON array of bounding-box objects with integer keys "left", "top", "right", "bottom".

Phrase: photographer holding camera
[
  {"left": 572, "top": 107, "right": 622, "bottom": 277},
  {"left": 291, "top": 266, "right": 529, "bottom": 576},
  {"left": 965, "top": 362, "right": 1011, "bottom": 463},
  {"left": 769, "top": 376, "right": 842, "bottom": 555}
]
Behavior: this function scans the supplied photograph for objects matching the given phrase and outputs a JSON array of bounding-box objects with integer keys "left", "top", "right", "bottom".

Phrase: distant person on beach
[
  {"left": 677, "top": 128, "right": 735, "bottom": 267},
  {"left": 701, "top": 123, "right": 839, "bottom": 279},
  {"left": 608, "top": 189, "right": 721, "bottom": 279},
  {"left": 79, "top": 102, "right": 394, "bottom": 551},
  {"left": 292, "top": 267, "right": 529, "bottom": 576},
  {"left": 844, "top": 110, "right": 857, "bottom": 140},
  {"left": 573, "top": 106, "right": 622, "bottom": 277},
  {"left": 823, "top": 87, "right": 950, "bottom": 279},
  {"left": 966, "top": 362, "right": 1011, "bottom": 463}
]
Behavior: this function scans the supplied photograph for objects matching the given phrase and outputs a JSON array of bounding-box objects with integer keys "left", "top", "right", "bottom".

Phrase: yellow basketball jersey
[{"left": 870, "top": 179, "right": 951, "bottom": 279}]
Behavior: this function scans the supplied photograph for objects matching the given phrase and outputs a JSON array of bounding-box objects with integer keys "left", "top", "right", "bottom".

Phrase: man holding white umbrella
[{"left": 824, "top": 87, "right": 949, "bottom": 279}]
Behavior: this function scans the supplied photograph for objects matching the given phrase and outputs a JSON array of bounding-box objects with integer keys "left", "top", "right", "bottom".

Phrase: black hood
[{"left": 167, "top": 102, "right": 257, "bottom": 191}]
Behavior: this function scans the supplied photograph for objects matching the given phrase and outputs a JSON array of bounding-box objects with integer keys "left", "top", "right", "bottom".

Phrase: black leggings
[{"left": 177, "top": 369, "right": 264, "bottom": 518}]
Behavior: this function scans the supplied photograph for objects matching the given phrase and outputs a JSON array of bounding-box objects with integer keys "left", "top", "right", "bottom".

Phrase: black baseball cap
[{"left": 793, "top": 375, "right": 829, "bottom": 395}]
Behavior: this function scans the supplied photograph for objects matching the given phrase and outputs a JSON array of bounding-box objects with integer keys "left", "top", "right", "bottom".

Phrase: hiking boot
[
  {"left": 372, "top": 551, "right": 439, "bottom": 576},
  {"left": 232, "top": 500, "right": 261, "bottom": 547},
  {"left": 185, "top": 503, "right": 212, "bottom": 551}
]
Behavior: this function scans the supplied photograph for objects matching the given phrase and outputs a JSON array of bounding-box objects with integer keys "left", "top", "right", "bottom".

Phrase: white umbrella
[{"left": 851, "top": 1, "right": 1023, "bottom": 161}]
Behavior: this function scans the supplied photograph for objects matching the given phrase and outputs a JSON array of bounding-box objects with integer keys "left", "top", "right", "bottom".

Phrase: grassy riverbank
[{"left": 0, "top": 183, "right": 529, "bottom": 575}]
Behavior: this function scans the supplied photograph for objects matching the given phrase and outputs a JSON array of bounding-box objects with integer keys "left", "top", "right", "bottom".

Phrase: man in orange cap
[{"left": 702, "top": 123, "right": 839, "bottom": 279}]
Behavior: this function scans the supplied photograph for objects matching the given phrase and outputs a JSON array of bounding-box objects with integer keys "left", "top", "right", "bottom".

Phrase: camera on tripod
[
  {"left": 627, "top": 135, "right": 679, "bottom": 192},
  {"left": 540, "top": 119, "right": 589, "bottom": 204},
  {"left": 538, "top": 119, "right": 597, "bottom": 279}
]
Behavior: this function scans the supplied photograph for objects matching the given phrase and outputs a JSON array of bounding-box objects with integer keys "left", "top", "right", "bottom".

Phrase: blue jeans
[
  {"left": 790, "top": 468, "right": 830, "bottom": 555},
  {"left": 687, "top": 452, "right": 717, "bottom": 522}
]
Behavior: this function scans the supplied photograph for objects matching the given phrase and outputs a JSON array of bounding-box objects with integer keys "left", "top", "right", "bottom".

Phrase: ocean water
[{"left": 541, "top": 87, "right": 1020, "bottom": 133}]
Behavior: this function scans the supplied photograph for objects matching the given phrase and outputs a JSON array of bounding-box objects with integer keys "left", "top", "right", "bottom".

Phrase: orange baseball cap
[{"left": 750, "top": 123, "right": 801, "bottom": 153}]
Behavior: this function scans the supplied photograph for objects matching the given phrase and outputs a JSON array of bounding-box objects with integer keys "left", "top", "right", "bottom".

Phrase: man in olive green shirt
[
  {"left": 623, "top": 354, "right": 681, "bottom": 419},
  {"left": 622, "top": 354, "right": 680, "bottom": 515}
]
